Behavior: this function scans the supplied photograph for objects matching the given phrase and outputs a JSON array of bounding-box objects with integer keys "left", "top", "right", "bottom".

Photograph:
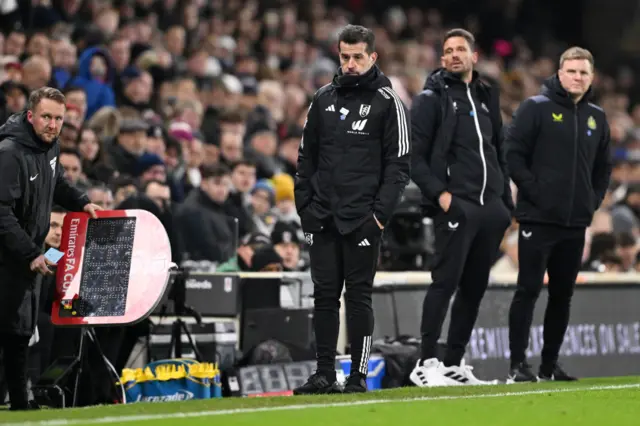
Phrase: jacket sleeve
[
  {"left": 374, "top": 88, "right": 411, "bottom": 226},
  {"left": 505, "top": 98, "right": 540, "bottom": 203},
  {"left": 410, "top": 90, "right": 447, "bottom": 204},
  {"left": 53, "top": 161, "right": 90, "bottom": 212},
  {"left": 592, "top": 117, "right": 612, "bottom": 209},
  {"left": 492, "top": 104, "right": 515, "bottom": 212},
  {"left": 294, "top": 93, "right": 320, "bottom": 213},
  {"left": 0, "top": 149, "right": 42, "bottom": 263}
]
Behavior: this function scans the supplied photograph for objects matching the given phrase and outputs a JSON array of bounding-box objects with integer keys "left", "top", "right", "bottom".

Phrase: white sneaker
[
  {"left": 409, "top": 358, "right": 440, "bottom": 387},
  {"left": 428, "top": 360, "right": 499, "bottom": 387}
]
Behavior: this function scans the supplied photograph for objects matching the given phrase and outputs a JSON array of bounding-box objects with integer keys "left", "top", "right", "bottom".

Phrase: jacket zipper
[
  {"left": 466, "top": 83, "right": 487, "bottom": 205},
  {"left": 567, "top": 104, "right": 578, "bottom": 225}
]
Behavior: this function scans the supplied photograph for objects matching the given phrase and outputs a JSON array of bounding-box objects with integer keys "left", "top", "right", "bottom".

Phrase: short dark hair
[
  {"left": 60, "top": 147, "right": 81, "bottom": 160},
  {"left": 51, "top": 205, "right": 67, "bottom": 214},
  {"left": 617, "top": 232, "right": 636, "bottom": 248},
  {"left": 219, "top": 108, "right": 246, "bottom": 124},
  {"left": 200, "top": 163, "right": 231, "bottom": 180},
  {"left": 443, "top": 28, "right": 475, "bottom": 50},
  {"left": 28, "top": 87, "right": 66, "bottom": 111},
  {"left": 62, "top": 85, "right": 85, "bottom": 96},
  {"left": 337, "top": 25, "right": 375, "bottom": 54},
  {"left": 87, "top": 183, "right": 111, "bottom": 197},
  {"left": 231, "top": 159, "right": 256, "bottom": 171},
  {"left": 110, "top": 175, "right": 137, "bottom": 193}
]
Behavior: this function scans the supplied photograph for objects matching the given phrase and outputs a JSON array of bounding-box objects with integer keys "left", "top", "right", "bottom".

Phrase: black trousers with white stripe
[
  {"left": 420, "top": 197, "right": 511, "bottom": 366},
  {"left": 309, "top": 218, "right": 382, "bottom": 378}
]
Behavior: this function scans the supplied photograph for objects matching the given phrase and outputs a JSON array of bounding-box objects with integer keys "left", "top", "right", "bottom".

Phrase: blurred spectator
[
  {"left": 217, "top": 233, "right": 271, "bottom": 272},
  {"left": 135, "top": 152, "right": 167, "bottom": 185},
  {"left": 109, "top": 119, "right": 148, "bottom": 176},
  {"left": 21, "top": 55, "right": 51, "bottom": 92},
  {"left": 250, "top": 179, "right": 278, "bottom": 236},
  {"left": 59, "top": 148, "right": 89, "bottom": 191},
  {"left": 249, "top": 245, "right": 284, "bottom": 272},
  {"left": 226, "top": 160, "right": 257, "bottom": 238},
  {"left": 143, "top": 180, "right": 171, "bottom": 212},
  {"left": 271, "top": 173, "right": 299, "bottom": 224},
  {"left": 174, "top": 163, "right": 235, "bottom": 263},
  {"left": 68, "top": 47, "right": 116, "bottom": 119},
  {"left": 87, "top": 185, "right": 114, "bottom": 210},
  {"left": 610, "top": 183, "right": 640, "bottom": 237},
  {"left": 271, "top": 221, "right": 303, "bottom": 271},
  {"left": 616, "top": 232, "right": 638, "bottom": 272},
  {"left": 111, "top": 176, "right": 138, "bottom": 206}
]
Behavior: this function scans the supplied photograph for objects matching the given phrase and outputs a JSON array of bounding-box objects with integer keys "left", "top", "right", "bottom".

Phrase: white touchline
[{"left": 6, "top": 383, "right": 640, "bottom": 426}]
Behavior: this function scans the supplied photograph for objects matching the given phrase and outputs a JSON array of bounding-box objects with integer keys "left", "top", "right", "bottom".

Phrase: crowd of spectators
[{"left": 0, "top": 0, "right": 638, "bottom": 274}]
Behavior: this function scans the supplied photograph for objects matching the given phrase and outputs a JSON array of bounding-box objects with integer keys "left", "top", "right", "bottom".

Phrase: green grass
[{"left": 1, "top": 376, "right": 639, "bottom": 425}]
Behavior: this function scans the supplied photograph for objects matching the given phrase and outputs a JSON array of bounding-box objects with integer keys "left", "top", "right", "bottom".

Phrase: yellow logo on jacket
[
  {"left": 587, "top": 116, "right": 596, "bottom": 130},
  {"left": 552, "top": 113, "right": 563, "bottom": 122}
]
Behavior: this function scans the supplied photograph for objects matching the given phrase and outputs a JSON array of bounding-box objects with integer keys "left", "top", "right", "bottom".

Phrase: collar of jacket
[
  {"left": 541, "top": 73, "right": 593, "bottom": 108},
  {"left": 196, "top": 188, "right": 226, "bottom": 211},
  {"left": 0, "top": 111, "right": 58, "bottom": 153},
  {"left": 331, "top": 64, "right": 390, "bottom": 91},
  {"left": 424, "top": 67, "right": 490, "bottom": 95}
]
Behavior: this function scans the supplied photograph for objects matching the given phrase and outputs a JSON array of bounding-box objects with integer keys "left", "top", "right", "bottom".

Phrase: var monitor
[{"left": 51, "top": 209, "right": 173, "bottom": 326}]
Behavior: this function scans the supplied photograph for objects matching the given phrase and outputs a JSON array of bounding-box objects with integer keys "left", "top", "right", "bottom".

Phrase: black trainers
[
  {"left": 538, "top": 363, "right": 578, "bottom": 381},
  {"left": 343, "top": 373, "right": 367, "bottom": 393},
  {"left": 293, "top": 372, "right": 342, "bottom": 395},
  {"left": 506, "top": 361, "right": 538, "bottom": 384},
  {"left": 10, "top": 400, "right": 40, "bottom": 411}
]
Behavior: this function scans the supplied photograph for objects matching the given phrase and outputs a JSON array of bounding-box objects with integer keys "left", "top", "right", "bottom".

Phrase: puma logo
[{"left": 448, "top": 222, "right": 459, "bottom": 230}]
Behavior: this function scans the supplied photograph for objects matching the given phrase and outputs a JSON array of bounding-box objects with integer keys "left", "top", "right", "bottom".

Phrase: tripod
[
  {"left": 166, "top": 269, "right": 203, "bottom": 361},
  {"left": 32, "top": 326, "right": 122, "bottom": 408}
]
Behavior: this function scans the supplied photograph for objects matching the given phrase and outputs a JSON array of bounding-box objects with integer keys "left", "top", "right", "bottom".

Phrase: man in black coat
[
  {"left": 294, "top": 25, "right": 411, "bottom": 394},
  {"left": 505, "top": 47, "right": 612, "bottom": 383},
  {"left": 0, "top": 87, "right": 101, "bottom": 410},
  {"left": 409, "top": 29, "right": 512, "bottom": 387}
]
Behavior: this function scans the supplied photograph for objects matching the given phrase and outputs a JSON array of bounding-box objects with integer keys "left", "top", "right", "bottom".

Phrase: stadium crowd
[{"left": 0, "top": 0, "right": 637, "bottom": 278}]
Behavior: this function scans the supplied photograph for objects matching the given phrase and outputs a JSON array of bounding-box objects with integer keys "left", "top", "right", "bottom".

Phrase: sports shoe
[
  {"left": 538, "top": 363, "right": 577, "bottom": 382},
  {"left": 409, "top": 358, "right": 440, "bottom": 387},
  {"left": 10, "top": 400, "right": 40, "bottom": 411},
  {"left": 428, "top": 360, "right": 499, "bottom": 387},
  {"left": 506, "top": 361, "right": 538, "bottom": 384},
  {"left": 343, "top": 373, "right": 367, "bottom": 393},
  {"left": 293, "top": 372, "right": 343, "bottom": 395}
]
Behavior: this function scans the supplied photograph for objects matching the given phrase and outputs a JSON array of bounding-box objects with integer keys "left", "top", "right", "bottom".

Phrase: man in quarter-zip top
[
  {"left": 409, "top": 28, "right": 512, "bottom": 387},
  {"left": 505, "top": 47, "right": 612, "bottom": 383},
  {"left": 293, "top": 24, "right": 410, "bottom": 395}
]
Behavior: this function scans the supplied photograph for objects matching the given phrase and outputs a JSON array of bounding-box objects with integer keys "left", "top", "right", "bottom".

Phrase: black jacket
[
  {"left": 411, "top": 69, "right": 513, "bottom": 217},
  {"left": 0, "top": 112, "right": 90, "bottom": 336},
  {"left": 294, "top": 65, "right": 411, "bottom": 235},
  {"left": 505, "top": 75, "right": 612, "bottom": 227},
  {"left": 174, "top": 189, "right": 235, "bottom": 263}
]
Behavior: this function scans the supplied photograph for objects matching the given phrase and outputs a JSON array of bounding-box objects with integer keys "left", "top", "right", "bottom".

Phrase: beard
[{"left": 38, "top": 131, "right": 59, "bottom": 142}]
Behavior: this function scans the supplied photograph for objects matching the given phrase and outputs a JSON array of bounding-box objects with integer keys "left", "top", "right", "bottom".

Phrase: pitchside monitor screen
[{"left": 76, "top": 217, "right": 136, "bottom": 317}]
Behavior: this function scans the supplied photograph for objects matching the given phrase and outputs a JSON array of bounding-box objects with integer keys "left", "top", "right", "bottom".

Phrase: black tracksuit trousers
[
  {"left": 310, "top": 218, "right": 382, "bottom": 379},
  {"left": 508, "top": 223, "right": 585, "bottom": 368},
  {"left": 0, "top": 333, "right": 31, "bottom": 409},
  {"left": 420, "top": 197, "right": 511, "bottom": 366}
]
